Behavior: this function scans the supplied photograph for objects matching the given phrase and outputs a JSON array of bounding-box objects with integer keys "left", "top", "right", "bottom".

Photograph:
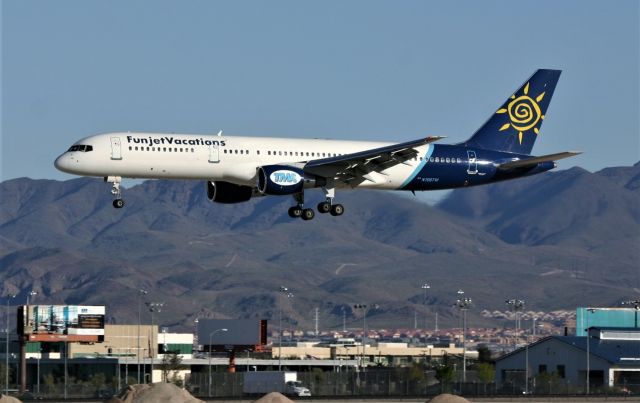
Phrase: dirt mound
[
  {"left": 105, "top": 383, "right": 203, "bottom": 403},
  {"left": 254, "top": 392, "right": 295, "bottom": 403},
  {"left": 0, "top": 395, "right": 22, "bottom": 403},
  {"left": 428, "top": 394, "right": 470, "bottom": 403}
]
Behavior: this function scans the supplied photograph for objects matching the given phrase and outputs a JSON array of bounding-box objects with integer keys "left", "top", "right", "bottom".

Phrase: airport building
[
  {"left": 575, "top": 307, "right": 639, "bottom": 336},
  {"left": 495, "top": 327, "right": 640, "bottom": 392}
]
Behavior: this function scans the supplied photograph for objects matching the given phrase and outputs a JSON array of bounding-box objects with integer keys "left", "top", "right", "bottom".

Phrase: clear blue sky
[{"left": 2, "top": 0, "right": 638, "bottom": 182}]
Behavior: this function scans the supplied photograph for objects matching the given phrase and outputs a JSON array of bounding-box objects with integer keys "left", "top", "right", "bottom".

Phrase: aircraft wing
[
  {"left": 497, "top": 151, "right": 582, "bottom": 170},
  {"left": 303, "top": 136, "right": 444, "bottom": 183}
]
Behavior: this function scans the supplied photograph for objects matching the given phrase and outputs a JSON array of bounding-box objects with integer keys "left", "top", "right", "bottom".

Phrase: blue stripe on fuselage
[{"left": 399, "top": 144, "right": 435, "bottom": 189}]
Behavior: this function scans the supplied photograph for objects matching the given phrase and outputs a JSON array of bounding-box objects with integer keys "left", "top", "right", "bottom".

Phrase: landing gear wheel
[
  {"left": 113, "top": 199, "right": 125, "bottom": 209},
  {"left": 317, "top": 201, "right": 331, "bottom": 214},
  {"left": 288, "top": 206, "right": 303, "bottom": 218},
  {"left": 301, "top": 208, "right": 315, "bottom": 221},
  {"left": 330, "top": 204, "right": 344, "bottom": 216}
]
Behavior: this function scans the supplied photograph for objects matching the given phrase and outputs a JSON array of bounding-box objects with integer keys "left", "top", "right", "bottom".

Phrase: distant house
[{"left": 495, "top": 327, "right": 640, "bottom": 392}]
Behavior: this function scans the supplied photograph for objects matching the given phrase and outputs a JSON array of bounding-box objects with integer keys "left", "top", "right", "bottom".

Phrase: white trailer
[{"left": 243, "top": 371, "right": 311, "bottom": 396}]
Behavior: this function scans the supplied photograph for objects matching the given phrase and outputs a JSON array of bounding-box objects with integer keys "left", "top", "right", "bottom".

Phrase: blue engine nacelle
[
  {"left": 206, "top": 181, "right": 254, "bottom": 204},
  {"left": 257, "top": 165, "right": 325, "bottom": 196}
]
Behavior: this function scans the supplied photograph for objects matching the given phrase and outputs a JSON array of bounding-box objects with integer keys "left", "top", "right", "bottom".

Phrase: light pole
[
  {"left": 421, "top": 284, "right": 430, "bottom": 330},
  {"left": 146, "top": 302, "right": 164, "bottom": 383},
  {"left": 585, "top": 307, "right": 597, "bottom": 395},
  {"left": 137, "top": 289, "right": 147, "bottom": 384},
  {"left": 353, "top": 304, "right": 368, "bottom": 372},
  {"left": 26, "top": 291, "right": 37, "bottom": 306},
  {"left": 5, "top": 294, "right": 15, "bottom": 395},
  {"left": 506, "top": 299, "right": 525, "bottom": 351},
  {"left": 621, "top": 299, "right": 640, "bottom": 327},
  {"left": 278, "top": 286, "right": 293, "bottom": 371},
  {"left": 454, "top": 290, "right": 472, "bottom": 384},
  {"left": 208, "top": 328, "right": 227, "bottom": 397}
]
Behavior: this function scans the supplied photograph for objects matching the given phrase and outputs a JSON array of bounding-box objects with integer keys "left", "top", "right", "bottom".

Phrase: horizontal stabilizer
[{"left": 497, "top": 151, "right": 582, "bottom": 170}]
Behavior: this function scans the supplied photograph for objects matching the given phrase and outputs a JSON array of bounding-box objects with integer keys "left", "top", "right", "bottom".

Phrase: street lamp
[
  {"left": 353, "top": 304, "right": 369, "bottom": 372},
  {"left": 137, "top": 289, "right": 147, "bottom": 384},
  {"left": 421, "top": 284, "right": 430, "bottom": 330},
  {"left": 506, "top": 299, "right": 525, "bottom": 350},
  {"left": 585, "top": 307, "right": 598, "bottom": 395},
  {"left": 5, "top": 294, "right": 15, "bottom": 395},
  {"left": 26, "top": 291, "right": 37, "bottom": 306},
  {"left": 621, "top": 299, "right": 640, "bottom": 328},
  {"left": 278, "top": 286, "right": 293, "bottom": 371},
  {"left": 454, "top": 290, "right": 472, "bottom": 384},
  {"left": 146, "top": 302, "right": 164, "bottom": 383},
  {"left": 208, "top": 328, "right": 228, "bottom": 397}
]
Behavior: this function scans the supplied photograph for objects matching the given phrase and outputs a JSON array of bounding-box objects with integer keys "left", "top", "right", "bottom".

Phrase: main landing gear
[
  {"left": 287, "top": 190, "right": 344, "bottom": 221},
  {"left": 105, "top": 176, "right": 124, "bottom": 209}
]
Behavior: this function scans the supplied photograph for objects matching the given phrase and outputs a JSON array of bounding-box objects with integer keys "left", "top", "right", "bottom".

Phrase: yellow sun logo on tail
[{"left": 496, "top": 82, "right": 545, "bottom": 144}]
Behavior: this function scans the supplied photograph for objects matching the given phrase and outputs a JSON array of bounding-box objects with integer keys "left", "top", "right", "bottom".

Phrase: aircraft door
[
  {"left": 110, "top": 137, "right": 122, "bottom": 160},
  {"left": 208, "top": 143, "right": 220, "bottom": 163},
  {"left": 467, "top": 150, "right": 478, "bottom": 175}
]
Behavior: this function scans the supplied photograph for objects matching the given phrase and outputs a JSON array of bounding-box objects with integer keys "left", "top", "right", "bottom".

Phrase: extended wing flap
[
  {"left": 304, "top": 136, "right": 444, "bottom": 179},
  {"left": 497, "top": 151, "right": 582, "bottom": 170}
]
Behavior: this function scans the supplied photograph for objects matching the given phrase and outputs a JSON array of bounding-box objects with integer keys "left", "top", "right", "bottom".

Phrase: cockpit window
[{"left": 68, "top": 145, "right": 93, "bottom": 152}]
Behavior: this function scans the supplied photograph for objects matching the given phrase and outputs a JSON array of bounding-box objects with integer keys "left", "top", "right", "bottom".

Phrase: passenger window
[
  {"left": 146, "top": 147, "right": 150, "bottom": 151},
  {"left": 224, "top": 149, "right": 227, "bottom": 154},
  {"left": 240, "top": 150, "right": 244, "bottom": 154},
  {"left": 306, "top": 152, "right": 309, "bottom": 156},
  {"left": 284, "top": 151, "right": 288, "bottom": 156},
  {"left": 257, "top": 150, "right": 260, "bottom": 155},
  {"left": 457, "top": 158, "right": 461, "bottom": 163},
  {"left": 267, "top": 151, "right": 271, "bottom": 155},
  {"left": 152, "top": 147, "right": 155, "bottom": 151},
  {"left": 246, "top": 150, "right": 249, "bottom": 154},
  {"left": 180, "top": 148, "right": 183, "bottom": 152},
  {"left": 191, "top": 148, "right": 194, "bottom": 152},
  {"left": 445, "top": 158, "right": 450, "bottom": 163},
  {"left": 279, "top": 151, "right": 282, "bottom": 156},
  {"left": 129, "top": 146, "right": 132, "bottom": 151},
  {"left": 163, "top": 147, "right": 167, "bottom": 152},
  {"left": 135, "top": 147, "right": 138, "bottom": 151},
  {"left": 429, "top": 157, "right": 434, "bottom": 162}
]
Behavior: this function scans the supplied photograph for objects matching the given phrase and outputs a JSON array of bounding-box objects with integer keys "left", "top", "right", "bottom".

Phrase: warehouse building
[{"left": 495, "top": 327, "right": 640, "bottom": 392}]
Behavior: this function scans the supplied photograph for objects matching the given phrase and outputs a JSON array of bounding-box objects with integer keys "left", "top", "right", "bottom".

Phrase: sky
[{"left": 2, "top": 1, "right": 639, "bottom": 187}]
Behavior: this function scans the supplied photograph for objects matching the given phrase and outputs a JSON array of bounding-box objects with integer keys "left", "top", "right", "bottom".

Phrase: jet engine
[
  {"left": 257, "top": 165, "right": 325, "bottom": 196},
  {"left": 206, "top": 181, "right": 253, "bottom": 204}
]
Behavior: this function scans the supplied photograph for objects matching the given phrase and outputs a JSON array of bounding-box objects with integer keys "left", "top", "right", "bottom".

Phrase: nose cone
[{"left": 54, "top": 154, "right": 74, "bottom": 173}]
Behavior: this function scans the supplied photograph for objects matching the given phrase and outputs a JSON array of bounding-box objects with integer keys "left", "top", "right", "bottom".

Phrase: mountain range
[{"left": 1, "top": 162, "right": 638, "bottom": 332}]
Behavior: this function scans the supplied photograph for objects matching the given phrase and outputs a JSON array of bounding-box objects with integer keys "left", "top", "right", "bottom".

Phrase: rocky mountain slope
[{"left": 1, "top": 163, "right": 638, "bottom": 331}]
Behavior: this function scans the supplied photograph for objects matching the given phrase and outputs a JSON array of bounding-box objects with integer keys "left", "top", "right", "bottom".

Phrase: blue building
[
  {"left": 495, "top": 327, "right": 640, "bottom": 393},
  {"left": 576, "top": 308, "right": 639, "bottom": 336}
]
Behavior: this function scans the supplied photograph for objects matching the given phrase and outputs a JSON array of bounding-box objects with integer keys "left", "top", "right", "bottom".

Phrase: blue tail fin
[{"left": 464, "top": 69, "right": 561, "bottom": 155}]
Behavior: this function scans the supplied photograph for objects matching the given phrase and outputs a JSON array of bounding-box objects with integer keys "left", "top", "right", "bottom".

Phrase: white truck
[{"left": 243, "top": 371, "right": 312, "bottom": 397}]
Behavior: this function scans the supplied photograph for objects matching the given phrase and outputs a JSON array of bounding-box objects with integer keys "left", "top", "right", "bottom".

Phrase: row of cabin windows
[
  {"left": 126, "top": 146, "right": 449, "bottom": 163},
  {"left": 129, "top": 146, "right": 195, "bottom": 153},
  {"left": 430, "top": 156, "right": 462, "bottom": 163}
]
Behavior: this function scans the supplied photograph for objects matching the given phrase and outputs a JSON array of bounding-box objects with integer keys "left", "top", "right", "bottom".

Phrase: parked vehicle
[{"left": 243, "top": 371, "right": 311, "bottom": 397}]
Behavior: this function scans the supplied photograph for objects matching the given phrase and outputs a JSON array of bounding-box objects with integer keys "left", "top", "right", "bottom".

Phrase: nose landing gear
[{"left": 105, "top": 176, "right": 124, "bottom": 209}]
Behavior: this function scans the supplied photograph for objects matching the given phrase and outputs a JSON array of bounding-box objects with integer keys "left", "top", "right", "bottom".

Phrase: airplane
[{"left": 55, "top": 69, "right": 580, "bottom": 221}]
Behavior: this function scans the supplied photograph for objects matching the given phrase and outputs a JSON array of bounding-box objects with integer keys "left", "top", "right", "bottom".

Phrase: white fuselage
[{"left": 55, "top": 132, "right": 430, "bottom": 190}]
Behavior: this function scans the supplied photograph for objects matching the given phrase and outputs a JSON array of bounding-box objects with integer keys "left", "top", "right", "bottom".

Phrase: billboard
[
  {"left": 198, "top": 319, "right": 267, "bottom": 351},
  {"left": 18, "top": 305, "right": 105, "bottom": 342}
]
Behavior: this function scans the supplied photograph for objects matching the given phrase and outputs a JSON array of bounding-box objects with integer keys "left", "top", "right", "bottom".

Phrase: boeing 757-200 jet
[{"left": 55, "top": 69, "right": 580, "bottom": 221}]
